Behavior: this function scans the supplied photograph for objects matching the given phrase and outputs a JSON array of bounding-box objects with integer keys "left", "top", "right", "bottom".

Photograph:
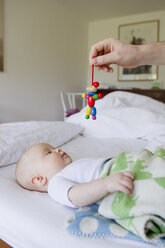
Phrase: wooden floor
[{"left": 0, "top": 239, "right": 12, "bottom": 248}]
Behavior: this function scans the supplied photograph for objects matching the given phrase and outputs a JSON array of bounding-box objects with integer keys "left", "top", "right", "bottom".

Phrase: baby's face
[{"left": 32, "top": 143, "right": 72, "bottom": 180}]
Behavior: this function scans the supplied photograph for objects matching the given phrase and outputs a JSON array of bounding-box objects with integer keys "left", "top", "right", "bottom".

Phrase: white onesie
[{"left": 48, "top": 157, "right": 108, "bottom": 208}]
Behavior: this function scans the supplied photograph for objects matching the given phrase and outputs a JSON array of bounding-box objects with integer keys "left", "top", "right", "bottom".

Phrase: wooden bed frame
[
  {"left": 97, "top": 88, "right": 165, "bottom": 103},
  {"left": 0, "top": 239, "right": 11, "bottom": 248},
  {"left": 1, "top": 87, "right": 165, "bottom": 248}
]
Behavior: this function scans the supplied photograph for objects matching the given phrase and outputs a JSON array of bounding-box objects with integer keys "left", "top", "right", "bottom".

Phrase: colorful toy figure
[
  {"left": 82, "top": 56, "right": 103, "bottom": 120},
  {"left": 82, "top": 81, "right": 102, "bottom": 120}
]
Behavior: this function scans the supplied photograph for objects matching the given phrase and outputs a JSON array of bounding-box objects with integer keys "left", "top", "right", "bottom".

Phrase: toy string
[
  {"left": 92, "top": 56, "right": 96, "bottom": 84},
  {"left": 92, "top": 64, "right": 94, "bottom": 84}
]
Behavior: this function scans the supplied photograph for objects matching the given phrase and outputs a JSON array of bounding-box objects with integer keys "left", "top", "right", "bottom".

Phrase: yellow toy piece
[{"left": 86, "top": 106, "right": 91, "bottom": 115}]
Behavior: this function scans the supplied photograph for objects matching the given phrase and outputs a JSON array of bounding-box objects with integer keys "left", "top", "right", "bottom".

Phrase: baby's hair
[{"left": 15, "top": 145, "right": 39, "bottom": 191}]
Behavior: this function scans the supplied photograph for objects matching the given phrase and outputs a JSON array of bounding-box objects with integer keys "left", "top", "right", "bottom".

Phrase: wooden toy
[{"left": 82, "top": 58, "right": 102, "bottom": 120}]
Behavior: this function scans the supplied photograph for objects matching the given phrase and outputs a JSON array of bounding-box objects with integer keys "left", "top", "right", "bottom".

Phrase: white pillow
[
  {"left": 66, "top": 91, "right": 165, "bottom": 140},
  {"left": 101, "top": 91, "right": 165, "bottom": 114},
  {"left": 0, "top": 121, "right": 82, "bottom": 167}
]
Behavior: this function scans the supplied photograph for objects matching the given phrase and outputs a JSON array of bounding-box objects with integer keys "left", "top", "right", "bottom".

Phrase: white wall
[
  {"left": 1, "top": 3, "right": 165, "bottom": 123},
  {"left": 0, "top": 0, "right": 88, "bottom": 122},
  {"left": 88, "top": 10, "right": 165, "bottom": 89}
]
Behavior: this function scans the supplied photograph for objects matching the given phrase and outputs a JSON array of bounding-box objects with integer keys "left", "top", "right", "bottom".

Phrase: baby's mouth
[{"left": 62, "top": 152, "right": 67, "bottom": 157}]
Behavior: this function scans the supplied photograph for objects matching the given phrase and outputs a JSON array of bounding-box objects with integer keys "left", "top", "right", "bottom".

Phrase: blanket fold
[
  {"left": 98, "top": 147, "right": 165, "bottom": 241},
  {"left": 66, "top": 204, "right": 165, "bottom": 247}
]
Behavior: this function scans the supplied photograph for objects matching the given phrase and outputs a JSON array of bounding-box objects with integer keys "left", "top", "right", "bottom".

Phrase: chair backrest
[{"left": 60, "top": 92, "right": 86, "bottom": 118}]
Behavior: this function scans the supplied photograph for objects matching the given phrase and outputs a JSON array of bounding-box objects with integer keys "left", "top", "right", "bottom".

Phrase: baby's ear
[{"left": 30, "top": 176, "right": 47, "bottom": 186}]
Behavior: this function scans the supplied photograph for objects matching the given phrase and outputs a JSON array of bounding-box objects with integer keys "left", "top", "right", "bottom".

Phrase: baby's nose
[{"left": 55, "top": 148, "right": 62, "bottom": 153}]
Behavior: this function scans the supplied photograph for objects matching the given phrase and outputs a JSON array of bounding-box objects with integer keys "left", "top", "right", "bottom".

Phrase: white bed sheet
[{"left": 0, "top": 134, "right": 155, "bottom": 248}]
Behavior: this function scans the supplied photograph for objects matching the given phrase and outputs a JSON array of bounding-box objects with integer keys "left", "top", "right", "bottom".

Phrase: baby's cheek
[
  {"left": 56, "top": 157, "right": 65, "bottom": 169},
  {"left": 64, "top": 157, "right": 72, "bottom": 166}
]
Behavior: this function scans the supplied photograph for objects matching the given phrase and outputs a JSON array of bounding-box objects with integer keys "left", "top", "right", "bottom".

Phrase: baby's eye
[{"left": 47, "top": 151, "right": 52, "bottom": 155}]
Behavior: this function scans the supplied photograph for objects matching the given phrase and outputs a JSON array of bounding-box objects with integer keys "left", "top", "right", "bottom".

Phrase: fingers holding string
[
  {"left": 89, "top": 40, "right": 107, "bottom": 65},
  {"left": 95, "top": 65, "right": 114, "bottom": 73}
]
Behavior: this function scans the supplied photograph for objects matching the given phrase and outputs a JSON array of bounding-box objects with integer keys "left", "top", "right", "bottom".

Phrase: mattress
[{"left": 0, "top": 134, "right": 156, "bottom": 248}]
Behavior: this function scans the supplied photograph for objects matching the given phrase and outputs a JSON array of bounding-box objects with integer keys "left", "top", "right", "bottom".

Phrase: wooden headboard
[{"left": 97, "top": 88, "right": 165, "bottom": 103}]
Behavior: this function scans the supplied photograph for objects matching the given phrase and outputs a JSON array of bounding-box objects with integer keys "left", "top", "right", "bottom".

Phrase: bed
[{"left": 0, "top": 89, "right": 165, "bottom": 248}]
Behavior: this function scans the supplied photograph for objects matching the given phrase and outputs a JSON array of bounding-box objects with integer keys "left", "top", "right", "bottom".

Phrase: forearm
[
  {"left": 68, "top": 172, "right": 134, "bottom": 207},
  {"left": 68, "top": 178, "right": 108, "bottom": 207},
  {"left": 137, "top": 41, "right": 165, "bottom": 66}
]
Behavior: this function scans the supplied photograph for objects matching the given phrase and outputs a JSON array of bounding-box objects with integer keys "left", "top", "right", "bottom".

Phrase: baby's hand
[{"left": 103, "top": 172, "right": 134, "bottom": 195}]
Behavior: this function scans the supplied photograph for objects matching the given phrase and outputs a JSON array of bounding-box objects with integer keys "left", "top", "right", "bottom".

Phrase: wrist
[
  {"left": 137, "top": 42, "right": 165, "bottom": 66},
  {"left": 137, "top": 44, "right": 152, "bottom": 66},
  {"left": 102, "top": 176, "right": 110, "bottom": 194}
]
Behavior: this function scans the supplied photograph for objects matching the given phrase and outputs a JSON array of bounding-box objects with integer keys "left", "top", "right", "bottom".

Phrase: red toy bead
[
  {"left": 88, "top": 96, "right": 95, "bottom": 107},
  {"left": 98, "top": 93, "right": 103, "bottom": 98},
  {"left": 92, "top": 82, "right": 99, "bottom": 88}
]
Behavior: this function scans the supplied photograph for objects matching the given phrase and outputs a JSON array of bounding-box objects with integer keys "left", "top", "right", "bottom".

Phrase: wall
[
  {"left": 0, "top": 0, "right": 88, "bottom": 122},
  {"left": 88, "top": 10, "right": 165, "bottom": 89}
]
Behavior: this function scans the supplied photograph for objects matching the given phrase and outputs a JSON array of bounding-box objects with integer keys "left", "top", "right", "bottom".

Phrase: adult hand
[
  {"left": 90, "top": 38, "right": 165, "bottom": 72},
  {"left": 89, "top": 38, "right": 141, "bottom": 72}
]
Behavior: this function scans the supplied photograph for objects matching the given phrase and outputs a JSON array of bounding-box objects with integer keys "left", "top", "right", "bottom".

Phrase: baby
[{"left": 15, "top": 143, "right": 134, "bottom": 208}]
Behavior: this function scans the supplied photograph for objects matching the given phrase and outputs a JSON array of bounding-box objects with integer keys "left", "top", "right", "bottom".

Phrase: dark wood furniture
[
  {"left": 97, "top": 88, "right": 165, "bottom": 103},
  {"left": 0, "top": 239, "right": 12, "bottom": 248}
]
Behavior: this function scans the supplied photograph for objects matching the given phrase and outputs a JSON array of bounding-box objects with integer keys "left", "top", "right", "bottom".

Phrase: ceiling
[{"left": 58, "top": 0, "right": 165, "bottom": 22}]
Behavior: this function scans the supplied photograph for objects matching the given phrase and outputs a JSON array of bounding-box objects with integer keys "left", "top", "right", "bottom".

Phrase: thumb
[{"left": 92, "top": 53, "right": 116, "bottom": 66}]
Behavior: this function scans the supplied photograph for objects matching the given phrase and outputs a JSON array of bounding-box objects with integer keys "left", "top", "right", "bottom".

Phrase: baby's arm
[{"left": 68, "top": 172, "right": 134, "bottom": 207}]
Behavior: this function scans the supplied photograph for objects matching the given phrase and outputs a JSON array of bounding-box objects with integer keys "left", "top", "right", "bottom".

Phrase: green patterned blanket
[{"left": 98, "top": 147, "right": 165, "bottom": 241}]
